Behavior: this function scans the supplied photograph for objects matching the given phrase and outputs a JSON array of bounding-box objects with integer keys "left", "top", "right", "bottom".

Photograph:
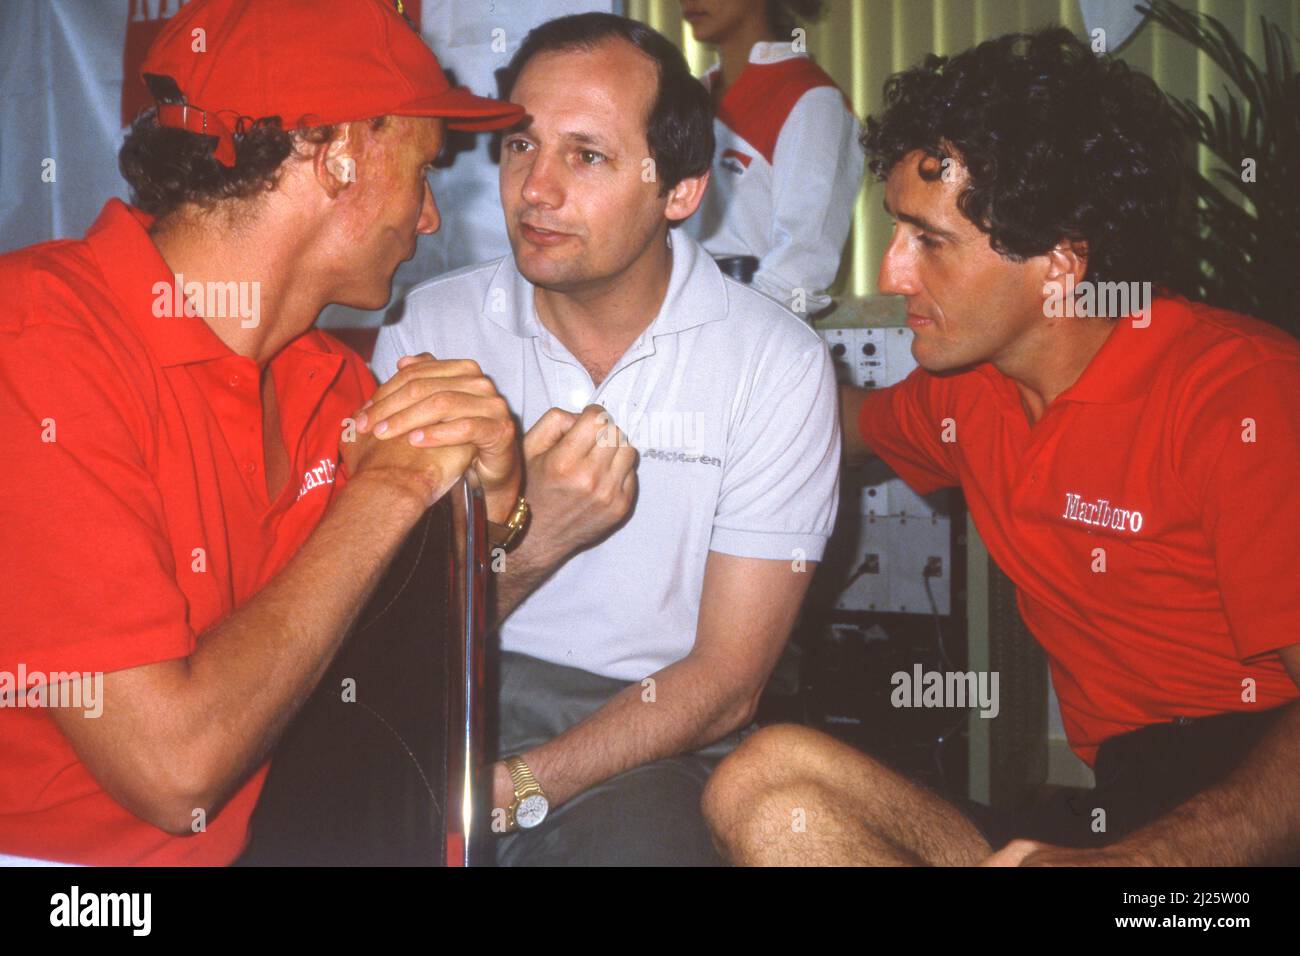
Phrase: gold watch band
[
  {"left": 504, "top": 754, "right": 544, "bottom": 799},
  {"left": 488, "top": 495, "right": 529, "bottom": 552},
  {"left": 504, "top": 755, "right": 547, "bottom": 833}
]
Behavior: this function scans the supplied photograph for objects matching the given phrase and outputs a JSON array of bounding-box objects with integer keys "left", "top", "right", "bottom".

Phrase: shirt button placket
[
  {"left": 562, "top": 366, "right": 590, "bottom": 411},
  {"left": 224, "top": 363, "right": 260, "bottom": 487}
]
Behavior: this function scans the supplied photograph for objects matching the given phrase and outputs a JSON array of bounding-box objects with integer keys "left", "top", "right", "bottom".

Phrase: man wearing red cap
[{"left": 0, "top": 0, "right": 529, "bottom": 865}]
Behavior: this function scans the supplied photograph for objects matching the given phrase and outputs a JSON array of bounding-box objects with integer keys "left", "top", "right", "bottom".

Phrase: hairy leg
[{"left": 702, "top": 724, "right": 990, "bottom": 866}]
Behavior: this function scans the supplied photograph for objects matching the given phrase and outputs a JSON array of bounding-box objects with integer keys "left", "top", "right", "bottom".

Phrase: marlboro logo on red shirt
[
  {"left": 1062, "top": 492, "right": 1145, "bottom": 534},
  {"left": 296, "top": 457, "right": 338, "bottom": 501}
]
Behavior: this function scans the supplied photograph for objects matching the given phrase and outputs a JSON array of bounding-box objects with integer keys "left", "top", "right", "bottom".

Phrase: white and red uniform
[{"left": 687, "top": 42, "right": 864, "bottom": 315}]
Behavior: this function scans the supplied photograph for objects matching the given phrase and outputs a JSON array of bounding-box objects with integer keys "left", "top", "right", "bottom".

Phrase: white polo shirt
[
  {"left": 685, "top": 42, "right": 864, "bottom": 315},
  {"left": 371, "top": 231, "right": 840, "bottom": 680}
]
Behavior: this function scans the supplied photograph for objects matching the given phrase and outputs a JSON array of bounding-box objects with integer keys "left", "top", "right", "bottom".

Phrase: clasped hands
[{"left": 345, "top": 353, "right": 638, "bottom": 553}]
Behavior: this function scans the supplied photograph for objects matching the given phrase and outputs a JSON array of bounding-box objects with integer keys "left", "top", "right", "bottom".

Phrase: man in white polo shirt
[{"left": 372, "top": 12, "right": 839, "bottom": 865}]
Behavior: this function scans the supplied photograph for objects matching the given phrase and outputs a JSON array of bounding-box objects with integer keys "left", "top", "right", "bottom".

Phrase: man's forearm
[
  {"left": 504, "top": 651, "right": 754, "bottom": 809},
  {"left": 179, "top": 474, "right": 429, "bottom": 809},
  {"left": 102, "top": 475, "right": 430, "bottom": 833},
  {"left": 1114, "top": 701, "right": 1300, "bottom": 866},
  {"left": 488, "top": 532, "right": 563, "bottom": 627},
  {"left": 54, "top": 470, "right": 435, "bottom": 833}
]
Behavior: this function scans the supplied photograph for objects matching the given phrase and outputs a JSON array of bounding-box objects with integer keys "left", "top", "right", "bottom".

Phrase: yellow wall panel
[{"left": 627, "top": 0, "right": 1298, "bottom": 295}]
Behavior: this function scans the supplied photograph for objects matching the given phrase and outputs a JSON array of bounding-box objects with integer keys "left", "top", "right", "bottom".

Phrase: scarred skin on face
[{"left": 326, "top": 114, "right": 445, "bottom": 311}]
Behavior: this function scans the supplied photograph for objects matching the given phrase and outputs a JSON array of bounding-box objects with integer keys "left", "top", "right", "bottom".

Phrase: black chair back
[{"left": 238, "top": 476, "right": 490, "bottom": 866}]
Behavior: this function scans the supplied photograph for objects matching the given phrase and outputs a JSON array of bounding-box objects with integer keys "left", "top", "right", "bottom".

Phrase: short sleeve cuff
[
  {"left": 858, "top": 390, "right": 957, "bottom": 494},
  {"left": 1234, "top": 628, "right": 1300, "bottom": 663},
  {"left": 868, "top": 447, "right": 953, "bottom": 496},
  {"left": 13, "top": 626, "right": 195, "bottom": 680},
  {"left": 709, "top": 527, "right": 828, "bottom": 561}
]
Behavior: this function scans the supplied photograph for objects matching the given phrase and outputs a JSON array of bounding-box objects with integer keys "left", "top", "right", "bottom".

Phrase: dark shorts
[
  {"left": 493, "top": 651, "right": 748, "bottom": 866},
  {"left": 961, "top": 706, "right": 1288, "bottom": 851}
]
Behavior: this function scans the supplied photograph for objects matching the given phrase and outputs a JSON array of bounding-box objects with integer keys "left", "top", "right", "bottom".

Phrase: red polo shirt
[
  {"left": 0, "top": 200, "right": 376, "bottom": 864},
  {"left": 859, "top": 296, "right": 1300, "bottom": 765}
]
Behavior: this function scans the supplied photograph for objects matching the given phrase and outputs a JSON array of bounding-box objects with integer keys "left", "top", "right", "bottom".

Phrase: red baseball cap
[{"left": 141, "top": 0, "right": 524, "bottom": 166}]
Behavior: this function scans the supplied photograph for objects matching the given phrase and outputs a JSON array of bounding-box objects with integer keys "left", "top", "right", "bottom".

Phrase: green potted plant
[{"left": 1140, "top": 0, "right": 1299, "bottom": 338}]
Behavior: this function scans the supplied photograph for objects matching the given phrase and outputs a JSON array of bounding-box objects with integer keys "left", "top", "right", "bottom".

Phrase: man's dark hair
[
  {"left": 119, "top": 74, "right": 386, "bottom": 219},
  {"left": 497, "top": 13, "right": 713, "bottom": 197},
  {"left": 862, "top": 26, "right": 1186, "bottom": 290}
]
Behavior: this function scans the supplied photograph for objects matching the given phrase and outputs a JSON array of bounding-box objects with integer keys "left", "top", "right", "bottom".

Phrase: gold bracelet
[{"left": 488, "top": 495, "right": 529, "bottom": 552}]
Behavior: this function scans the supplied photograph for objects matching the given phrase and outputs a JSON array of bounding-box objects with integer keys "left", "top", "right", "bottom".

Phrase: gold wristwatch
[
  {"left": 488, "top": 495, "right": 530, "bottom": 553},
  {"left": 504, "top": 755, "right": 549, "bottom": 831}
]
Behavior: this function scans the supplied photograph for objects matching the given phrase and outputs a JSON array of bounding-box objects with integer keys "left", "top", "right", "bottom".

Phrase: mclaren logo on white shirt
[
  {"left": 643, "top": 448, "right": 722, "bottom": 468},
  {"left": 1061, "top": 491, "right": 1144, "bottom": 533}
]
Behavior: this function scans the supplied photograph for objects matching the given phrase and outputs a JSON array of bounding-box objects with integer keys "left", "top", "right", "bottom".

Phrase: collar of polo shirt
[
  {"left": 747, "top": 41, "right": 806, "bottom": 65},
  {"left": 975, "top": 300, "right": 1172, "bottom": 413},
  {"left": 86, "top": 199, "right": 343, "bottom": 374}
]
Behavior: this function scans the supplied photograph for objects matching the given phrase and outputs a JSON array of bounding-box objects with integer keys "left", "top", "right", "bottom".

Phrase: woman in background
[{"left": 681, "top": 0, "right": 864, "bottom": 319}]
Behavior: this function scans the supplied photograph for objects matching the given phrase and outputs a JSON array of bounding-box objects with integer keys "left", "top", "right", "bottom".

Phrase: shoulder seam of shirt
[
  {"left": 786, "top": 82, "right": 858, "bottom": 112},
  {"left": 721, "top": 278, "right": 826, "bottom": 347},
  {"left": 3, "top": 315, "right": 158, "bottom": 461},
  {"left": 1, "top": 249, "right": 103, "bottom": 335},
  {"left": 716, "top": 58, "right": 842, "bottom": 164},
  {"left": 1168, "top": 354, "right": 1300, "bottom": 512}
]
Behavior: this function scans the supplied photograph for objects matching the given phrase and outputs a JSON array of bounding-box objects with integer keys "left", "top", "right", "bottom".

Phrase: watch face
[{"left": 516, "top": 794, "right": 549, "bottom": 829}]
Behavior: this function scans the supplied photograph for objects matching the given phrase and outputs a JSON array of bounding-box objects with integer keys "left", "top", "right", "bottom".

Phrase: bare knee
[
  {"left": 705, "top": 772, "right": 845, "bottom": 865},
  {"left": 702, "top": 725, "right": 851, "bottom": 857},
  {"left": 703, "top": 725, "right": 823, "bottom": 817},
  {"left": 703, "top": 724, "right": 986, "bottom": 866}
]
